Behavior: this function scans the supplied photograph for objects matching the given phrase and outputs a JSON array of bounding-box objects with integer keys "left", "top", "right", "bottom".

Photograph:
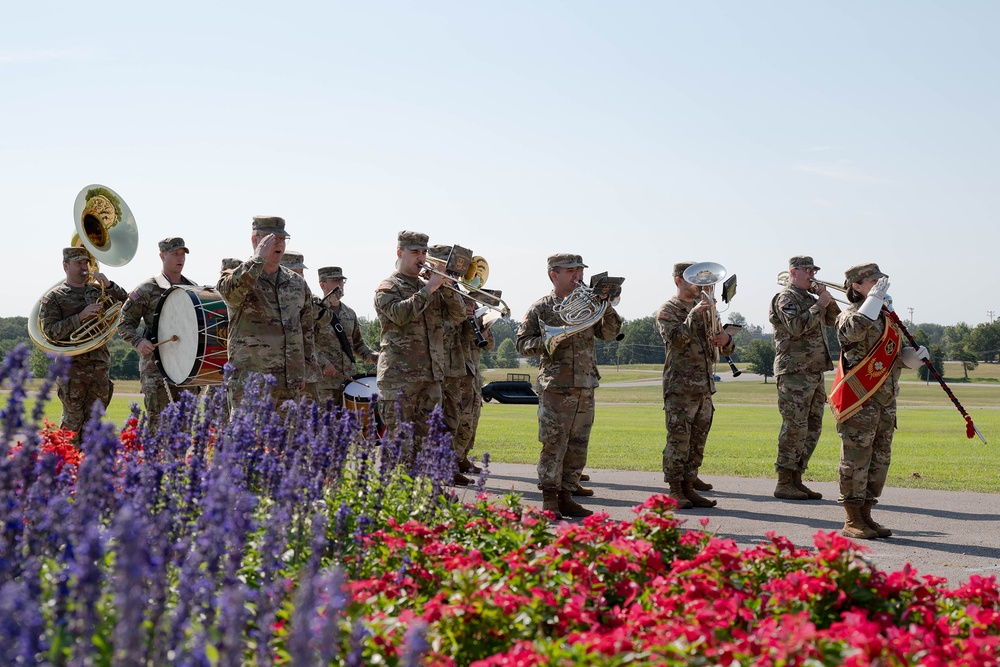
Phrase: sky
[{"left": 3, "top": 1, "right": 999, "bottom": 331}]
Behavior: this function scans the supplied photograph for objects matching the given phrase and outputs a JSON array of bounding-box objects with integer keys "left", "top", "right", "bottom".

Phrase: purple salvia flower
[
  {"left": 111, "top": 504, "right": 148, "bottom": 665},
  {"left": 345, "top": 618, "right": 369, "bottom": 667},
  {"left": 400, "top": 619, "right": 431, "bottom": 667},
  {"left": 68, "top": 522, "right": 104, "bottom": 665},
  {"left": 313, "top": 566, "right": 346, "bottom": 665},
  {"left": 215, "top": 582, "right": 249, "bottom": 667}
]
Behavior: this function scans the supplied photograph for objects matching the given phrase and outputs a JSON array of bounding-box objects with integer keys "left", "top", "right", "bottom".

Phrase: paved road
[{"left": 477, "top": 462, "right": 1000, "bottom": 587}]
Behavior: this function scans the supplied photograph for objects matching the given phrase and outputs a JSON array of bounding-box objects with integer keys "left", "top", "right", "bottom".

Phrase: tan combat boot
[
  {"left": 682, "top": 480, "right": 717, "bottom": 508},
  {"left": 774, "top": 470, "right": 809, "bottom": 500},
  {"left": 841, "top": 505, "right": 878, "bottom": 540},
  {"left": 692, "top": 476, "right": 714, "bottom": 491},
  {"left": 579, "top": 473, "right": 590, "bottom": 482},
  {"left": 541, "top": 489, "right": 563, "bottom": 520},
  {"left": 666, "top": 479, "right": 694, "bottom": 509},
  {"left": 793, "top": 471, "right": 823, "bottom": 499},
  {"left": 861, "top": 502, "right": 892, "bottom": 537},
  {"left": 557, "top": 490, "right": 593, "bottom": 518},
  {"left": 571, "top": 485, "right": 595, "bottom": 497}
]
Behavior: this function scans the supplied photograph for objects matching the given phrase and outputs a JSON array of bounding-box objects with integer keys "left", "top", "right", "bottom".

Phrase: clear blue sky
[{"left": 4, "top": 1, "right": 998, "bottom": 329}]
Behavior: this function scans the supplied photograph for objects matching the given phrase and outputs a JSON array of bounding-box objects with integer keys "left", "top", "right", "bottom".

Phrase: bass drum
[
  {"left": 153, "top": 286, "right": 229, "bottom": 386},
  {"left": 343, "top": 375, "right": 386, "bottom": 438}
]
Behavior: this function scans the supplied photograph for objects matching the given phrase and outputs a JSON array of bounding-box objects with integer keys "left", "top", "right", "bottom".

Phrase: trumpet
[
  {"left": 776, "top": 271, "right": 849, "bottom": 305},
  {"left": 419, "top": 255, "right": 512, "bottom": 317}
]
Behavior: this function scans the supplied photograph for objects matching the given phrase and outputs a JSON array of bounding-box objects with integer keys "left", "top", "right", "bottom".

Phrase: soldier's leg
[
  {"left": 330, "top": 383, "right": 345, "bottom": 408},
  {"left": 142, "top": 374, "right": 171, "bottom": 432},
  {"left": 537, "top": 389, "right": 572, "bottom": 491},
  {"left": 662, "top": 393, "right": 697, "bottom": 481},
  {"left": 801, "top": 372, "right": 827, "bottom": 470},
  {"left": 377, "top": 384, "right": 403, "bottom": 438},
  {"left": 57, "top": 376, "right": 87, "bottom": 445},
  {"left": 454, "top": 376, "right": 477, "bottom": 462},
  {"left": 836, "top": 402, "right": 878, "bottom": 506},
  {"left": 389, "top": 380, "right": 443, "bottom": 441},
  {"left": 866, "top": 403, "right": 895, "bottom": 501},
  {"left": 562, "top": 388, "right": 594, "bottom": 491},
  {"left": 687, "top": 394, "right": 714, "bottom": 479},
  {"left": 775, "top": 374, "right": 810, "bottom": 473}
]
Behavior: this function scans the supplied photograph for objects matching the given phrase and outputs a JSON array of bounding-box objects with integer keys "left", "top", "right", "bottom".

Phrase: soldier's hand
[
  {"left": 711, "top": 332, "right": 731, "bottom": 347},
  {"left": 425, "top": 271, "right": 447, "bottom": 293},
  {"left": 136, "top": 339, "right": 155, "bottom": 357},
  {"left": 254, "top": 233, "right": 278, "bottom": 258},
  {"left": 79, "top": 303, "right": 104, "bottom": 320},
  {"left": 692, "top": 291, "right": 713, "bottom": 314},
  {"left": 93, "top": 272, "right": 110, "bottom": 288},
  {"left": 814, "top": 284, "right": 833, "bottom": 307},
  {"left": 323, "top": 363, "right": 337, "bottom": 377}
]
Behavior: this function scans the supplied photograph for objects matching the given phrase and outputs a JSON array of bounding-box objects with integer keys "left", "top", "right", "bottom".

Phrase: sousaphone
[{"left": 28, "top": 185, "right": 139, "bottom": 355}]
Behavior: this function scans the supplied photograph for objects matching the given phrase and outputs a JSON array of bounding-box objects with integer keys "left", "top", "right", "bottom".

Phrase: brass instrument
[
  {"left": 543, "top": 278, "right": 623, "bottom": 356},
  {"left": 776, "top": 271, "right": 849, "bottom": 305},
  {"left": 682, "top": 262, "right": 741, "bottom": 376},
  {"left": 419, "top": 253, "right": 511, "bottom": 317},
  {"left": 28, "top": 185, "right": 139, "bottom": 355}
]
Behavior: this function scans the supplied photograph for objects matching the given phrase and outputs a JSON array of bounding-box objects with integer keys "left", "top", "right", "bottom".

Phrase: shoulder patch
[
  {"left": 377, "top": 280, "right": 395, "bottom": 291},
  {"left": 778, "top": 297, "right": 798, "bottom": 317},
  {"left": 128, "top": 290, "right": 141, "bottom": 301},
  {"left": 658, "top": 309, "right": 671, "bottom": 320}
]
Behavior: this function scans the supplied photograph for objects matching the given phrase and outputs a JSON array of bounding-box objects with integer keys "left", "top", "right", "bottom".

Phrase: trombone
[
  {"left": 776, "top": 271, "right": 850, "bottom": 306},
  {"left": 419, "top": 255, "right": 511, "bottom": 317}
]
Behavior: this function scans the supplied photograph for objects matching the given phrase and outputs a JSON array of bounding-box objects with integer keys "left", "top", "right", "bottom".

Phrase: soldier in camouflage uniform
[
  {"left": 374, "top": 231, "right": 467, "bottom": 469},
  {"left": 768, "top": 255, "right": 841, "bottom": 501},
  {"left": 217, "top": 217, "right": 315, "bottom": 415},
  {"left": 118, "top": 237, "right": 198, "bottom": 431},
  {"left": 40, "top": 247, "right": 129, "bottom": 444},
  {"left": 516, "top": 254, "right": 623, "bottom": 519},
  {"left": 314, "top": 265, "right": 378, "bottom": 406},
  {"left": 280, "top": 251, "right": 320, "bottom": 402},
  {"left": 456, "top": 297, "right": 495, "bottom": 475},
  {"left": 834, "top": 263, "right": 928, "bottom": 539},
  {"left": 657, "top": 261, "right": 736, "bottom": 510}
]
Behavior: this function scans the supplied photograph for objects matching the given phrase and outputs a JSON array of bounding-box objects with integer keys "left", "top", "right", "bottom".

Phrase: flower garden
[{"left": 2, "top": 344, "right": 999, "bottom": 666}]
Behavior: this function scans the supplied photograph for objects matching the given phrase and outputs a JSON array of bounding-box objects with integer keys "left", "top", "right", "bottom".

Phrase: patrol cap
[
  {"left": 63, "top": 247, "right": 92, "bottom": 263},
  {"left": 428, "top": 244, "right": 452, "bottom": 260},
  {"left": 398, "top": 230, "right": 429, "bottom": 250},
  {"left": 252, "top": 216, "right": 290, "bottom": 238},
  {"left": 158, "top": 237, "right": 189, "bottom": 253},
  {"left": 280, "top": 252, "right": 307, "bottom": 270},
  {"left": 318, "top": 266, "right": 346, "bottom": 280},
  {"left": 672, "top": 261, "right": 696, "bottom": 278},
  {"left": 845, "top": 263, "right": 888, "bottom": 287},
  {"left": 220, "top": 257, "right": 242, "bottom": 273},
  {"left": 789, "top": 255, "right": 819, "bottom": 271},
  {"left": 547, "top": 253, "right": 588, "bottom": 271}
]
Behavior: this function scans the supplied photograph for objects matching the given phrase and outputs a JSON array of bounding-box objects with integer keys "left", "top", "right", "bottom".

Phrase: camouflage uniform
[
  {"left": 314, "top": 296, "right": 378, "bottom": 405},
  {"left": 769, "top": 275, "right": 840, "bottom": 475},
  {"left": 517, "top": 285, "right": 623, "bottom": 493},
  {"left": 119, "top": 266, "right": 197, "bottom": 430},
  {"left": 657, "top": 295, "right": 735, "bottom": 482},
  {"left": 835, "top": 302, "right": 906, "bottom": 507},
  {"left": 217, "top": 229, "right": 314, "bottom": 412},
  {"left": 455, "top": 315, "right": 494, "bottom": 463},
  {"left": 40, "top": 255, "right": 128, "bottom": 444},
  {"left": 375, "top": 264, "right": 466, "bottom": 440}
]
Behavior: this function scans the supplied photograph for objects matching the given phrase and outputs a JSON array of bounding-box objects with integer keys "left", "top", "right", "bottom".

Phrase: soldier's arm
[
  {"left": 837, "top": 309, "right": 875, "bottom": 346},
  {"left": 349, "top": 319, "right": 379, "bottom": 363},
  {"left": 774, "top": 293, "right": 824, "bottom": 338},
  {"left": 719, "top": 331, "right": 736, "bottom": 356},
  {"left": 218, "top": 256, "right": 264, "bottom": 308},
  {"left": 657, "top": 304, "right": 694, "bottom": 347},
  {"left": 301, "top": 287, "right": 315, "bottom": 371},
  {"left": 106, "top": 282, "right": 129, "bottom": 304},
  {"left": 40, "top": 293, "right": 81, "bottom": 342},
  {"left": 117, "top": 287, "right": 149, "bottom": 346},
  {"left": 374, "top": 282, "right": 432, "bottom": 326},
  {"left": 823, "top": 301, "right": 842, "bottom": 327},
  {"left": 515, "top": 304, "right": 545, "bottom": 356},
  {"left": 440, "top": 288, "right": 467, "bottom": 323},
  {"left": 594, "top": 304, "right": 624, "bottom": 341}
]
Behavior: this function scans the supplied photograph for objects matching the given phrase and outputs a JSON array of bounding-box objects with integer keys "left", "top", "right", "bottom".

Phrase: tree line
[{"left": 5, "top": 313, "right": 999, "bottom": 381}]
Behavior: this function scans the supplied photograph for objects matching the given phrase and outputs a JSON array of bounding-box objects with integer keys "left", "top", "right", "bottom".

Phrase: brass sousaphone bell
[{"left": 28, "top": 185, "right": 139, "bottom": 355}]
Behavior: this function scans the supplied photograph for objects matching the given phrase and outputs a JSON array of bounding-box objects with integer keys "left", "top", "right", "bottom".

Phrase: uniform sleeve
[
  {"left": 837, "top": 309, "right": 876, "bottom": 347},
  {"left": 594, "top": 304, "right": 624, "bottom": 341},
  {"left": 350, "top": 320, "right": 379, "bottom": 363},
  {"left": 657, "top": 304, "right": 695, "bottom": 347},
  {"left": 374, "top": 282, "right": 433, "bottom": 326},
  {"left": 823, "top": 301, "right": 841, "bottom": 327},
  {"left": 516, "top": 303, "right": 546, "bottom": 356},
  {"left": 40, "top": 292, "right": 80, "bottom": 342},
  {"left": 300, "top": 287, "right": 315, "bottom": 372},
  {"left": 771, "top": 292, "right": 825, "bottom": 338},
  {"left": 106, "top": 282, "right": 128, "bottom": 304},
  {"left": 440, "top": 287, "right": 467, "bottom": 323},
  {"left": 218, "top": 256, "right": 264, "bottom": 309},
  {"left": 117, "top": 285, "right": 149, "bottom": 346}
]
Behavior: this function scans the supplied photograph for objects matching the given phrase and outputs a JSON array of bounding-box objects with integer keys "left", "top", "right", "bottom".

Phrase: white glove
[
  {"left": 900, "top": 345, "right": 930, "bottom": 369},
  {"left": 858, "top": 277, "right": 891, "bottom": 320}
]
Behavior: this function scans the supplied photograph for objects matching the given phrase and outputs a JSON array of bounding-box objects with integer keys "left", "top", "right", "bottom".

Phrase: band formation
[{"left": 35, "top": 186, "right": 933, "bottom": 540}]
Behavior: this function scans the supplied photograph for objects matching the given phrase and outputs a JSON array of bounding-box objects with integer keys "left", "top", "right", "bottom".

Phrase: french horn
[{"left": 28, "top": 185, "right": 139, "bottom": 356}]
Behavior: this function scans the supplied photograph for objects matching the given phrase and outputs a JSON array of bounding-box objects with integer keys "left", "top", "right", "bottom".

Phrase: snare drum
[
  {"left": 343, "top": 375, "right": 385, "bottom": 438},
  {"left": 153, "top": 286, "right": 229, "bottom": 386}
]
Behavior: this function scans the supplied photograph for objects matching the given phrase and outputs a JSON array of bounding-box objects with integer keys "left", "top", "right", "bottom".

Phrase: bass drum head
[{"left": 153, "top": 287, "right": 202, "bottom": 385}]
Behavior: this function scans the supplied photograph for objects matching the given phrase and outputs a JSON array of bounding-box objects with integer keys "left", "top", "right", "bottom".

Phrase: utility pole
[
  {"left": 989, "top": 310, "right": 996, "bottom": 325},
  {"left": 907, "top": 307, "right": 914, "bottom": 326}
]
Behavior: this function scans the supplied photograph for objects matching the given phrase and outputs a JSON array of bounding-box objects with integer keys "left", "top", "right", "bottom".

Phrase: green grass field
[{"left": 9, "top": 363, "right": 999, "bottom": 493}]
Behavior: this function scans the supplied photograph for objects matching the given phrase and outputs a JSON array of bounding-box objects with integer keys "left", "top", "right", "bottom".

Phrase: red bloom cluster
[
  {"left": 342, "top": 495, "right": 1000, "bottom": 666},
  {"left": 10, "top": 420, "right": 82, "bottom": 481}
]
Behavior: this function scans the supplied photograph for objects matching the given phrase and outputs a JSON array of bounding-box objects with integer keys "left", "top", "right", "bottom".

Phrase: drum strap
[{"left": 327, "top": 308, "right": 356, "bottom": 363}]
